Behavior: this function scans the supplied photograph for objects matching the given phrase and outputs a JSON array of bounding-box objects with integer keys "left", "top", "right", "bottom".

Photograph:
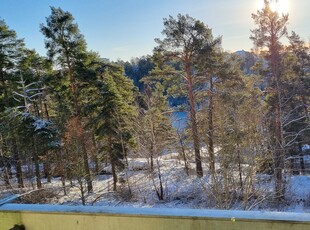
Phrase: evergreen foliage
[{"left": 0, "top": 6, "right": 308, "bottom": 210}]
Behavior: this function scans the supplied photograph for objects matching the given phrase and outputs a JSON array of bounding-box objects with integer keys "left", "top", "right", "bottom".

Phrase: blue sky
[{"left": 1, "top": 0, "right": 309, "bottom": 61}]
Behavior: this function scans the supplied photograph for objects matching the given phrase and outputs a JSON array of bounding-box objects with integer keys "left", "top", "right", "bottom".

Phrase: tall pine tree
[
  {"left": 155, "top": 14, "right": 220, "bottom": 177},
  {"left": 251, "top": 0, "right": 289, "bottom": 199},
  {"left": 41, "top": 7, "right": 93, "bottom": 192}
]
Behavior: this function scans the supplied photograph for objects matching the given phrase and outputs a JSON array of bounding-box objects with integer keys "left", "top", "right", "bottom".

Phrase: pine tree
[
  {"left": 251, "top": 0, "right": 289, "bottom": 199},
  {"left": 40, "top": 7, "right": 93, "bottom": 192},
  {"left": 283, "top": 32, "right": 310, "bottom": 174},
  {"left": 195, "top": 48, "right": 223, "bottom": 182},
  {"left": 155, "top": 14, "right": 221, "bottom": 177},
  {"left": 90, "top": 65, "right": 136, "bottom": 191},
  {"left": 0, "top": 19, "right": 25, "bottom": 188}
]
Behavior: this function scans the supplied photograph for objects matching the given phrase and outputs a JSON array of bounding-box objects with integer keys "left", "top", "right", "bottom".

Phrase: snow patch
[
  {"left": 33, "top": 119, "right": 50, "bottom": 131},
  {"left": 287, "top": 176, "right": 310, "bottom": 200}
]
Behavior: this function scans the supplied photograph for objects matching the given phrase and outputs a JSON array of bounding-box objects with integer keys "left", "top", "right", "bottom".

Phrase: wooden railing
[{"left": 1, "top": 203, "right": 310, "bottom": 230}]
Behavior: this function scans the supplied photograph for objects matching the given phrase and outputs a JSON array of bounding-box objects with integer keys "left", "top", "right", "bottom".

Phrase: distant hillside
[{"left": 234, "top": 50, "right": 258, "bottom": 75}]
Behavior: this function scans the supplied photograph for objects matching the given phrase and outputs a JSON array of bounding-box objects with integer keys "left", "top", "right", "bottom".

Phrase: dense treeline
[{"left": 0, "top": 1, "right": 309, "bottom": 208}]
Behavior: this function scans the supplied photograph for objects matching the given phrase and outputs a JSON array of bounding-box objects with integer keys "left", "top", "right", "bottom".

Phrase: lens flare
[{"left": 257, "top": 0, "right": 289, "bottom": 14}]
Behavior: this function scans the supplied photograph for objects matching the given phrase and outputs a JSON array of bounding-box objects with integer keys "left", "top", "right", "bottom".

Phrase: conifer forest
[{"left": 0, "top": 1, "right": 309, "bottom": 211}]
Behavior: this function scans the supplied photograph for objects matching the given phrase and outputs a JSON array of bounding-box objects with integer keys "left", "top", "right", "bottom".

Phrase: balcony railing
[{"left": 1, "top": 203, "right": 310, "bottom": 230}]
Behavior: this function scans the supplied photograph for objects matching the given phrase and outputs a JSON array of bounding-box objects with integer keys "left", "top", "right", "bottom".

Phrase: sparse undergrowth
[{"left": 2, "top": 157, "right": 310, "bottom": 213}]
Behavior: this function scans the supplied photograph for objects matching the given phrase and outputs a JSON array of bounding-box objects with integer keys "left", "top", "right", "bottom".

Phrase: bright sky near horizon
[{"left": 0, "top": 0, "right": 309, "bottom": 61}]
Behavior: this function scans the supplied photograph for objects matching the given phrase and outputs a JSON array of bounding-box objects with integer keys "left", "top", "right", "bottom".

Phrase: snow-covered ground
[{"left": 1, "top": 156, "right": 310, "bottom": 213}]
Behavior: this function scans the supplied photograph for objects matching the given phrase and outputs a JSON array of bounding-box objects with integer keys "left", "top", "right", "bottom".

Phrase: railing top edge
[{"left": 0, "top": 204, "right": 310, "bottom": 222}]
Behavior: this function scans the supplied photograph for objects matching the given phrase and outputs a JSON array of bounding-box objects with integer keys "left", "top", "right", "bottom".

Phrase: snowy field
[{"left": 1, "top": 154, "right": 310, "bottom": 213}]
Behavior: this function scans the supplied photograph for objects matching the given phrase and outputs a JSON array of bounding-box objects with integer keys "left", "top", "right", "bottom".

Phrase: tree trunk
[
  {"left": 274, "top": 98, "right": 284, "bottom": 199},
  {"left": 269, "top": 23, "right": 285, "bottom": 199},
  {"left": 78, "top": 178, "right": 86, "bottom": 206},
  {"left": 80, "top": 128, "right": 93, "bottom": 193},
  {"left": 12, "top": 138, "right": 24, "bottom": 188},
  {"left": 186, "top": 62, "right": 203, "bottom": 177},
  {"left": 108, "top": 137, "right": 117, "bottom": 191},
  {"left": 65, "top": 49, "right": 80, "bottom": 117},
  {"left": 91, "top": 134, "right": 100, "bottom": 175},
  {"left": 149, "top": 120, "right": 156, "bottom": 172},
  {"left": 0, "top": 137, "right": 10, "bottom": 187},
  {"left": 301, "top": 94, "right": 309, "bottom": 125},
  {"left": 32, "top": 137, "right": 42, "bottom": 189},
  {"left": 177, "top": 129, "right": 189, "bottom": 176},
  {"left": 237, "top": 148, "right": 244, "bottom": 194},
  {"left": 208, "top": 77, "right": 216, "bottom": 178},
  {"left": 157, "top": 158, "right": 164, "bottom": 200},
  {"left": 56, "top": 149, "right": 67, "bottom": 195},
  {"left": 61, "top": 176, "right": 67, "bottom": 195},
  {"left": 119, "top": 134, "right": 132, "bottom": 195},
  {"left": 150, "top": 153, "right": 154, "bottom": 172},
  {"left": 298, "top": 142, "right": 305, "bottom": 175},
  {"left": 43, "top": 160, "right": 52, "bottom": 183},
  {"left": 65, "top": 52, "right": 93, "bottom": 193},
  {"left": 42, "top": 97, "right": 53, "bottom": 183},
  {"left": 0, "top": 157, "right": 10, "bottom": 188},
  {"left": 0, "top": 69, "right": 9, "bottom": 107},
  {"left": 43, "top": 100, "right": 50, "bottom": 118},
  {"left": 111, "top": 159, "right": 117, "bottom": 192}
]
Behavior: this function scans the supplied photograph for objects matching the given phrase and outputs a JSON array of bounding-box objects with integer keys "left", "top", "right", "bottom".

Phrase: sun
[
  {"left": 270, "top": 0, "right": 289, "bottom": 14},
  {"left": 258, "top": 0, "right": 289, "bottom": 14}
]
